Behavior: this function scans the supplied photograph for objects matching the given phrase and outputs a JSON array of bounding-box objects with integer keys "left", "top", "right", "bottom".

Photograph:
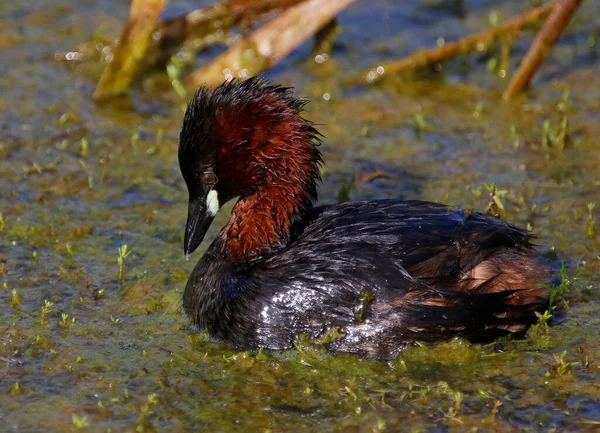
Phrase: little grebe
[{"left": 178, "top": 78, "right": 551, "bottom": 358}]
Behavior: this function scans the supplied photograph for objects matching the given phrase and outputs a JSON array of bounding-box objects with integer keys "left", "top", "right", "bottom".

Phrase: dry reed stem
[
  {"left": 361, "top": 1, "right": 556, "bottom": 84},
  {"left": 93, "top": 0, "right": 168, "bottom": 101},
  {"left": 503, "top": 0, "right": 584, "bottom": 99},
  {"left": 154, "top": 0, "right": 306, "bottom": 51},
  {"left": 187, "top": 0, "right": 356, "bottom": 88}
]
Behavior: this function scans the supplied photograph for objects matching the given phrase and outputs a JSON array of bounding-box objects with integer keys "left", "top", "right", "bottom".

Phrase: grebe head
[{"left": 179, "top": 78, "right": 323, "bottom": 257}]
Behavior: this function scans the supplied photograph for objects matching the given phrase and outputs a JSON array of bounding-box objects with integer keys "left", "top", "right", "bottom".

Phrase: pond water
[{"left": 1, "top": 0, "right": 599, "bottom": 431}]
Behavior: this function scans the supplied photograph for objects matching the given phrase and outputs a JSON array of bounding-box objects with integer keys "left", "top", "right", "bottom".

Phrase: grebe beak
[{"left": 184, "top": 190, "right": 218, "bottom": 257}]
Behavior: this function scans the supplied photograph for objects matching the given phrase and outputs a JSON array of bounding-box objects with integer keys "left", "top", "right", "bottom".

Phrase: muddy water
[{"left": 1, "top": 1, "right": 599, "bottom": 431}]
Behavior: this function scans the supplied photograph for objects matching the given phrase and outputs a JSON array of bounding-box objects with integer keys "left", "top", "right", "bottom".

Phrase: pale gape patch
[{"left": 206, "top": 190, "right": 219, "bottom": 216}]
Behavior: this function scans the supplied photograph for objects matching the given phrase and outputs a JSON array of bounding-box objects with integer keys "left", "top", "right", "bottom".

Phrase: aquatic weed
[
  {"left": 72, "top": 413, "right": 88, "bottom": 429},
  {"left": 11, "top": 288, "right": 21, "bottom": 305},
  {"left": 530, "top": 262, "right": 574, "bottom": 337},
  {"left": 117, "top": 244, "right": 131, "bottom": 282},
  {"left": 483, "top": 182, "right": 507, "bottom": 217},
  {"left": 541, "top": 116, "right": 569, "bottom": 150},
  {"left": 413, "top": 111, "right": 427, "bottom": 136},
  {"left": 40, "top": 300, "right": 54, "bottom": 325},
  {"left": 545, "top": 262, "right": 573, "bottom": 312},
  {"left": 510, "top": 124, "right": 520, "bottom": 149},
  {"left": 545, "top": 350, "right": 572, "bottom": 377}
]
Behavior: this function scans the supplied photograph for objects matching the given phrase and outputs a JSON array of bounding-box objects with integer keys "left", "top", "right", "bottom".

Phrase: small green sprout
[
  {"left": 337, "top": 183, "right": 352, "bottom": 203},
  {"left": 344, "top": 386, "right": 358, "bottom": 401},
  {"left": 59, "top": 313, "right": 69, "bottom": 327},
  {"left": 544, "top": 262, "right": 573, "bottom": 312},
  {"left": 586, "top": 202, "right": 596, "bottom": 239},
  {"left": 11, "top": 289, "right": 21, "bottom": 305},
  {"left": 535, "top": 262, "right": 575, "bottom": 333},
  {"left": 147, "top": 393, "right": 159, "bottom": 404},
  {"left": 117, "top": 244, "right": 131, "bottom": 282},
  {"left": 9, "top": 382, "right": 26, "bottom": 396},
  {"left": 510, "top": 124, "right": 520, "bottom": 149},
  {"left": 483, "top": 182, "right": 508, "bottom": 217},
  {"left": 542, "top": 119, "right": 551, "bottom": 148},
  {"left": 557, "top": 89, "right": 571, "bottom": 112},
  {"left": 534, "top": 310, "right": 553, "bottom": 333},
  {"left": 40, "top": 300, "right": 54, "bottom": 325},
  {"left": 542, "top": 116, "right": 569, "bottom": 150},
  {"left": 0, "top": 212, "right": 6, "bottom": 230},
  {"left": 92, "top": 288, "right": 106, "bottom": 301},
  {"left": 80, "top": 137, "right": 89, "bottom": 157},
  {"left": 72, "top": 413, "right": 89, "bottom": 429},
  {"left": 414, "top": 111, "right": 427, "bottom": 135},
  {"left": 545, "top": 350, "right": 572, "bottom": 377},
  {"left": 452, "top": 391, "right": 464, "bottom": 410}
]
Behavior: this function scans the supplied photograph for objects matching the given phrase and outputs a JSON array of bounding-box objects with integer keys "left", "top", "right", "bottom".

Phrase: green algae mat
[{"left": 1, "top": 1, "right": 599, "bottom": 432}]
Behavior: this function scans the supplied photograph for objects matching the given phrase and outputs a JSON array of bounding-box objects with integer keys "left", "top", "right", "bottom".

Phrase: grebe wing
[{"left": 295, "top": 199, "right": 534, "bottom": 281}]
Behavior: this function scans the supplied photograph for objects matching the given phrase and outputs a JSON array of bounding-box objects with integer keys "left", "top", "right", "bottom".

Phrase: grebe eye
[{"left": 200, "top": 171, "right": 218, "bottom": 185}]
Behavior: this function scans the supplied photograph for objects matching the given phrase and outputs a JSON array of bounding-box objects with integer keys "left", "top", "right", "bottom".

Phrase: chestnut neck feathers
[{"left": 179, "top": 78, "right": 323, "bottom": 260}]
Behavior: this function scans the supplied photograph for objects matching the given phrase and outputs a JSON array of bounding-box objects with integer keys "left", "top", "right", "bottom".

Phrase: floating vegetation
[
  {"left": 545, "top": 350, "right": 573, "bottom": 377},
  {"left": 2, "top": 0, "right": 599, "bottom": 431}
]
